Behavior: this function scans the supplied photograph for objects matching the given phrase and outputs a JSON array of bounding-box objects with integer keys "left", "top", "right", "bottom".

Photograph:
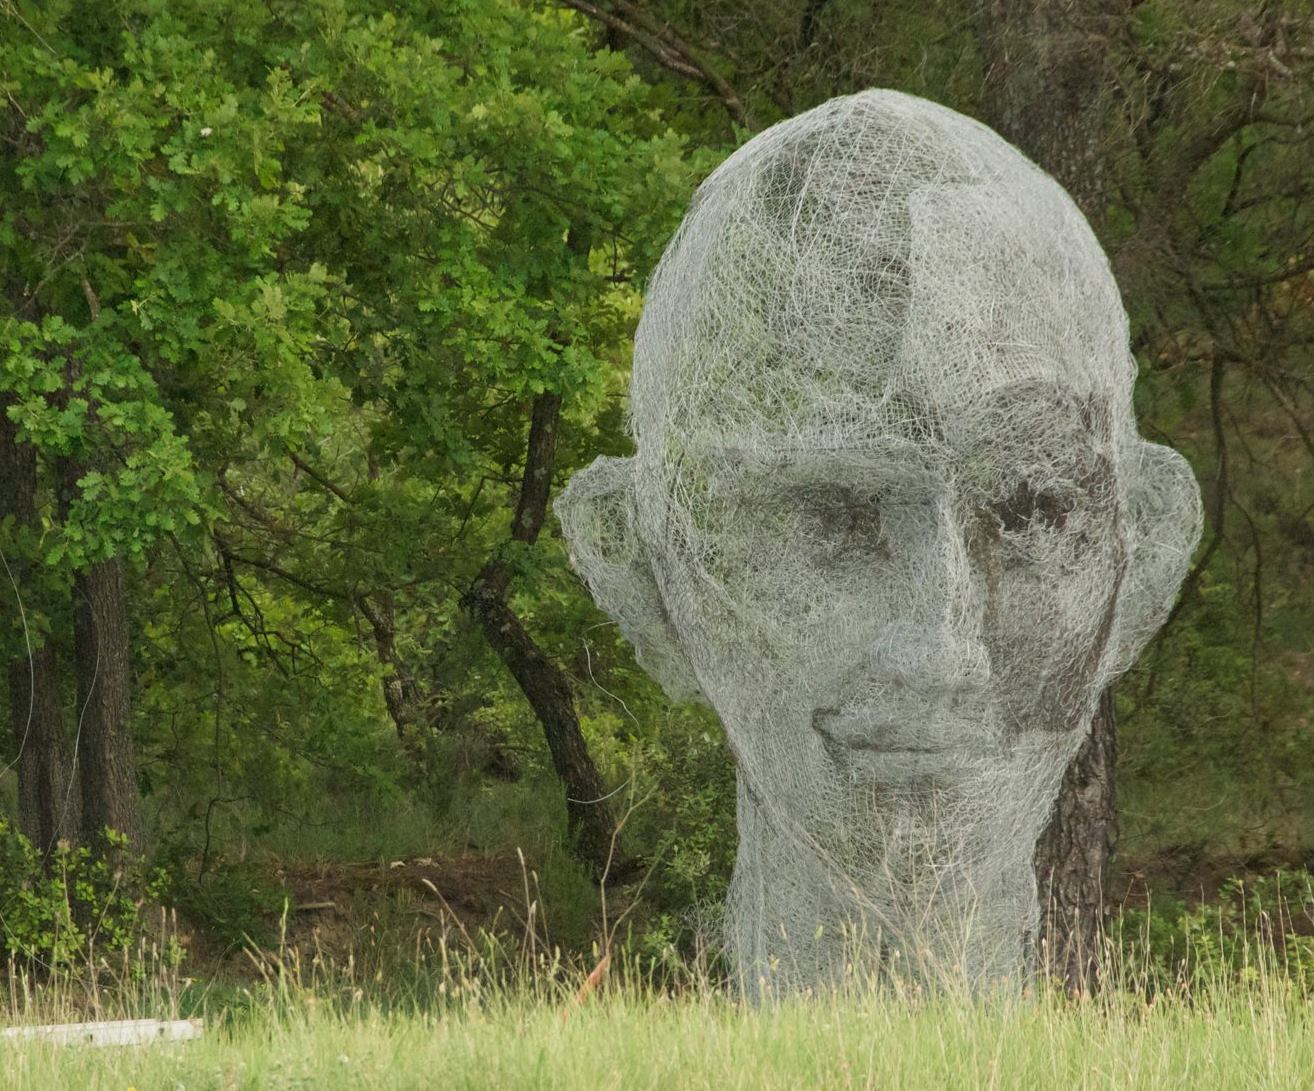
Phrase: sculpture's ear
[
  {"left": 1107, "top": 441, "right": 1203, "bottom": 678},
  {"left": 555, "top": 456, "right": 705, "bottom": 703}
]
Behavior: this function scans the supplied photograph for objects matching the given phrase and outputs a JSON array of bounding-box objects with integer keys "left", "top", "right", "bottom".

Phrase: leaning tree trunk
[
  {"left": 1, "top": 395, "right": 80, "bottom": 852},
  {"left": 464, "top": 584, "right": 618, "bottom": 874},
  {"left": 976, "top": 0, "right": 1127, "bottom": 992},
  {"left": 71, "top": 556, "right": 140, "bottom": 851},
  {"left": 462, "top": 392, "right": 621, "bottom": 878}
]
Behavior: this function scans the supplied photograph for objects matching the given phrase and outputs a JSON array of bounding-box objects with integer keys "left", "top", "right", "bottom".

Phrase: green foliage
[
  {"left": 132, "top": 557, "right": 405, "bottom": 844},
  {"left": 0, "top": 316, "right": 200, "bottom": 571},
  {"left": 626, "top": 708, "right": 737, "bottom": 922},
  {"left": 0, "top": 820, "right": 169, "bottom": 968},
  {"left": 2, "top": 0, "right": 707, "bottom": 864},
  {"left": 1117, "top": 870, "right": 1314, "bottom": 994},
  {"left": 3, "top": 0, "right": 1314, "bottom": 991}
]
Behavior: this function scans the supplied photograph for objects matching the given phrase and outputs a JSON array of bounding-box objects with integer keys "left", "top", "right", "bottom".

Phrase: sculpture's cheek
[{"left": 980, "top": 539, "right": 1125, "bottom": 733}]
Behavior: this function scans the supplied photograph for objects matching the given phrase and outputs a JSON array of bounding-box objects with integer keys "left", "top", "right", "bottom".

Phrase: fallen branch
[{"left": 1, "top": 1019, "right": 203, "bottom": 1048}]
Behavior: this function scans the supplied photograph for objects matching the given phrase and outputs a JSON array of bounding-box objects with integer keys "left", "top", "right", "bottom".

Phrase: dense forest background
[{"left": 2, "top": 0, "right": 1313, "bottom": 967}]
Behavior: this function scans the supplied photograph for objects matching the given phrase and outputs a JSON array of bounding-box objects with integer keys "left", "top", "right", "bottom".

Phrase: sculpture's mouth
[
  {"left": 811, "top": 700, "right": 997, "bottom": 755},
  {"left": 813, "top": 719, "right": 946, "bottom": 754}
]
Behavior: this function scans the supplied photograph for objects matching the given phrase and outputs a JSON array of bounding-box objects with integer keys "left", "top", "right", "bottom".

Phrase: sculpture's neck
[{"left": 726, "top": 743, "right": 1071, "bottom": 997}]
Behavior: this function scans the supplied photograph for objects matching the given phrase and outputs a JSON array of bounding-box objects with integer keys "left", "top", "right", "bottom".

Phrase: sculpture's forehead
[
  {"left": 629, "top": 89, "right": 1133, "bottom": 446},
  {"left": 652, "top": 380, "right": 1117, "bottom": 476},
  {"left": 634, "top": 340, "right": 1130, "bottom": 455}
]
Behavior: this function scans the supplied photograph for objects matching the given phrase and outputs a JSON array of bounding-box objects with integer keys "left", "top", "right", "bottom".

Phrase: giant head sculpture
[{"left": 557, "top": 90, "right": 1202, "bottom": 992}]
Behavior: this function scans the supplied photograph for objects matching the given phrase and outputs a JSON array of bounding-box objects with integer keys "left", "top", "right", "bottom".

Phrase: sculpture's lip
[
  {"left": 823, "top": 737, "right": 949, "bottom": 754},
  {"left": 815, "top": 731, "right": 956, "bottom": 756},
  {"left": 811, "top": 704, "right": 996, "bottom": 755}
]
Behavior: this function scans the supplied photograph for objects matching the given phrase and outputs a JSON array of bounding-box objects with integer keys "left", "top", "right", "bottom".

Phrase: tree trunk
[
  {"left": 976, "top": 1, "right": 1124, "bottom": 227},
  {"left": 358, "top": 454, "right": 425, "bottom": 744},
  {"left": 462, "top": 392, "right": 622, "bottom": 878},
  {"left": 465, "top": 588, "right": 618, "bottom": 874},
  {"left": 976, "top": 0, "right": 1126, "bottom": 992},
  {"left": 71, "top": 557, "right": 140, "bottom": 850},
  {"left": 8, "top": 650, "right": 79, "bottom": 853},
  {"left": 359, "top": 592, "right": 423, "bottom": 743},
  {"left": 1034, "top": 689, "right": 1117, "bottom": 991},
  {"left": 57, "top": 282, "right": 141, "bottom": 853},
  {"left": 1, "top": 396, "right": 80, "bottom": 852}
]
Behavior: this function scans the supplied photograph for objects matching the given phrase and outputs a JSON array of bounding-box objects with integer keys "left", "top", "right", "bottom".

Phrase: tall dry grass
[{"left": 3, "top": 882, "right": 1314, "bottom": 1089}]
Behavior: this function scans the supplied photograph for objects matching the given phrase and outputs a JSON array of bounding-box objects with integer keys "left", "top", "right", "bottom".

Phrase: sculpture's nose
[
  {"left": 866, "top": 621, "right": 990, "bottom": 693},
  {"left": 870, "top": 497, "right": 991, "bottom": 693}
]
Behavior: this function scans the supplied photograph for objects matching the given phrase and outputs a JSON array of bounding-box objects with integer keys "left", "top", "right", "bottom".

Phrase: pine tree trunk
[
  {"left": 976, "top": 1, "right": 1122, "bottom": 220},
  {"left": 976, "top": 0, "right": 1126, "bottom": 992},
  {"left": 1034, "top": 689, "right": 1118, "bottom": 991}
]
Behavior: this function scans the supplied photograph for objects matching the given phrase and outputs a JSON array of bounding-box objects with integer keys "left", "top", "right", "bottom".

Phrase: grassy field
[
  {"left": 4, "top": 981, "right": 1314, "bottom": 1090},
  {"left": 4, "top": 925, "right": 1314, "bottom": 1091},
  {"left": 5, "top": 869, "right": 1314, "bottom": 1089}
]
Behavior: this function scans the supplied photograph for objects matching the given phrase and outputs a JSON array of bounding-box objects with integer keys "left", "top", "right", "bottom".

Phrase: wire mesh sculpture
[{"left": 557, "top": 90, "right": 1202, "bottom": 994}]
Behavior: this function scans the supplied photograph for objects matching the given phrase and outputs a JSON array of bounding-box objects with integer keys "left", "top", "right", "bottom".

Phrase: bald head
[
  {"left": 557, "top": 89, "right": 1201, "bottom": 993},
  {"left": 630, "top": 90, "right": 1133, "bottom": 456}
]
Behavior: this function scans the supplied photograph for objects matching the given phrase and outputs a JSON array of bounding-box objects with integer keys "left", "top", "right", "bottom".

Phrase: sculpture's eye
[
  {"left": 793, "top": 484, "right": 889, "bottom": 566},
  {"left": 989, "top": 480, "right": 1076, "bottom": 535}
]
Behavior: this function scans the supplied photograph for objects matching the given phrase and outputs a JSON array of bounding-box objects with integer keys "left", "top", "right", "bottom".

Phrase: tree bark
[
  {"left": 7, "top": 650, "right": 79, "bottom": 853},
  {"left": 1034, "top": 689, "right": 1117, "bottom": 991},
  {"left": 977, "top": 1, "right": 1124, "bottom": 228},
  {"left": 462, "top": 392, "right": 621, "bottom": 878},
  {"left": 71, "top": 556, "right": 139, "bottom": 851},
  {"left": 465, "top": 585, "right": 618, "bottom": 873},
  {"left": 55, "top": 282, "right": 141, "bottom": 852},
  {"left": 358, "top": 592, "right": 423, "bottom": 742},
  {"left": 976, "top": 0, "right": 1126, "bottom": 992},
  {"left": 0, "top": 396, "right": 80, "bottom": 852}
]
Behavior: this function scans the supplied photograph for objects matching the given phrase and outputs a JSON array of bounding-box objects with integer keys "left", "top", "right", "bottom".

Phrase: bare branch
[
  {"left": 558, "top": 0, "right": 749, "bottom": 128},
  {"left": 1202, "top": 254, "right": 1314, "bottom": 291},
  {"left": 287, "top": 449, "right": 353, "bottom": 504}
]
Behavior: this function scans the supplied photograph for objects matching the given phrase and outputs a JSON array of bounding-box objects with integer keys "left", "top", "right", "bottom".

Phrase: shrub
[
  {"left": 1114, "top": 869, "right": 1314, "bottom": 993},
  {"left": 0, "top": 821, "right": 169, "bottom": 970}
]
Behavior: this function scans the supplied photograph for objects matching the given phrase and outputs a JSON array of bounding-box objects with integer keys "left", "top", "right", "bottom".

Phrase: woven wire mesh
[{"left": 559, "top": 90, "right": 1201, "bottom": 993}]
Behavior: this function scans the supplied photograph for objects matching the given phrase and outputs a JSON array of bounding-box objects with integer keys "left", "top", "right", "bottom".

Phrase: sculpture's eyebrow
[
  {"left": 710, "top": 440, "right": 945, "bottom": 487},
  {"left": 713, "top": 436, "right": 933, "bottom": 462},
  {"left": 962, "top": 382, "right": 1111, "bottom": 438},
  {"left": 951, "top": 379, "right": 1105, "bottom": 439}
]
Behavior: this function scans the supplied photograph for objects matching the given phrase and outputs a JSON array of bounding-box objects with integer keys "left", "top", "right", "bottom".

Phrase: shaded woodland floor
[{"left": 167, "top": 843, "right": 1314, "bottom": 990}]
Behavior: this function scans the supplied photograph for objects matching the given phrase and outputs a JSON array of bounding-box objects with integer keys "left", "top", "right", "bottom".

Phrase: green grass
[
  {"left": 4, "top": 870, "right": 1314, "bottom": 1089},
  {"left": 3, "top": 979, "right": 1313, "bottom": 1090}
]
